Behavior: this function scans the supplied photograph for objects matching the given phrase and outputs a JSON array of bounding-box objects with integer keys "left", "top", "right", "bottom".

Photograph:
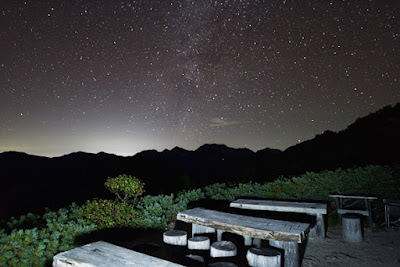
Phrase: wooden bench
[
  {"left": 230, "top": 199, "right": 327, "bottom": 238},
  {"left": 177, "top": 207, "right": 310, "bottom": 267},
  {"left": 53, "top": 241, "right": 183, "bottom": 267},
  {"left": 329, "top": 194, "right": 377, "bottom": 230}
]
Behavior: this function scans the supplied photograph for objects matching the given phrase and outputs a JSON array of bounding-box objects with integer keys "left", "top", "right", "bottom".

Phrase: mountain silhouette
[{"left": 0, "top": 103, "right": 399, "bottom": 219}]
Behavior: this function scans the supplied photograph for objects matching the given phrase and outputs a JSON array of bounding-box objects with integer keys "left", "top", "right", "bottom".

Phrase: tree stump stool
[
  {"left": 188, "top": 236, "right": 210, "bottom": 250},
  {"left": 163, "top": 230, "right": 187, "bottom": 246},
  {"left": 210, "top": 241, "right": 237, "bottom": 258},
  {"left": 208, "top": 262, "right": 238, "bottom": 267},
  {"left": 246, "top": 247, "right": 281, "bottom": 267},
  {"left": 184, "top": 254, "right": 204, "bottom": 264},
  {"left": 342, "top": 213, "right": 363, "bottom": 242}
]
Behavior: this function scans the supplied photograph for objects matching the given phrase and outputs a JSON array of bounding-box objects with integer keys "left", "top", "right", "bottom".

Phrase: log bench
[
  {"left": 230, "top": 199, "right": 327, "bottom": 238},
  {"left": 53, "top": 241, "right": 183, "bottom": 267},
  {"left": 177, "top": 207, "right": 310, "bottom": 267}
]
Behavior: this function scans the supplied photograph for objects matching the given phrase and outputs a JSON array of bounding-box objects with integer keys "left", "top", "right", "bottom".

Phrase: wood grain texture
[
  {"left": 230, "top": 199, "right": 327, "bottom": 215},
  {"left": 177, "top": 208, "right": 310, "bottom": 243},
  {"left": 53, "top": 241, "right": 184, "bottom": 267}
]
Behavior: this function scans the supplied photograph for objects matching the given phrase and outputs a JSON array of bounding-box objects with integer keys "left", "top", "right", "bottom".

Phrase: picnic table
[
  {"left": 329, "top": 194, "right": 377, "bottom": 230},
  {"left": 177, "top": 207, "right": 310, "bottom": 267},
  {"left": 53, "top": 241, "right": 183, "bottom": 267},
  {"left": 230, "top": 199, "right": 327, "bottom": 238}
]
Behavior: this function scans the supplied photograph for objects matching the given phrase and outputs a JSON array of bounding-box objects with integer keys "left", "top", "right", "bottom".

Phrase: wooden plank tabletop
[
  {"left": 177, "top": 208, "right": 310, "bottom": 243},
  {"left": 230, "top": 199, "right": 327, "bottom": 215},
  {"left": 53, "top": 241, "right": 183, "bottom": 267},
  {"left": 329, "top": 194, "right": 377, "bottom": 200}
]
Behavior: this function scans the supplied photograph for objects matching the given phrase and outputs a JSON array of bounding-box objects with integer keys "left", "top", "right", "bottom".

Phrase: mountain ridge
[{"left": 0, "top": 103, "right": 399, "bottom": 219}]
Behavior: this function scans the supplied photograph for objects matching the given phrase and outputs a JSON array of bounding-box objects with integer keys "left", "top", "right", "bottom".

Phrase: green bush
[
  {"left": 0, "top": 204, "right": 95, "bottom": 266},
  {"left": 79, "top": 199, "right": 142, "bottom": 229},
  {"left": 105, "top": 174, "right": 145, "bottom": 204},
  {"left": 136, "top": 194, "right": 193, "bottom": 229}
]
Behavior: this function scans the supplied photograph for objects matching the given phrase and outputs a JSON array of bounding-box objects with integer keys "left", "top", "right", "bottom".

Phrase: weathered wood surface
[
  {"left": 210, "top": 241, "right": 237, "bottom": 258},
  {"left": 188, "top": 236, "right": 210, "bottom": 250},
  {"left": 231, "top": 199, "right": 327, "bottom": 238},
  {"left": 246, "top": 247, "right": 281, "bottom": 267},
  {"left": 177, "top": 208, "right": 310, "bottom": 243},
  {"left": 342, "top": 214, "right": 363, "bottom": 243},
  {"left": 329, "top": 194, "right": 377, "bottom": 200},
  {"left": 163, "top": 230, "right": 187, "bottom": 246},
  {"left": 337, "top": 208, "right": 369, "bottom": 216},
  {"left": 230, "top": 199, "right": 327, "bottom": 215},
  {"left": 269, "top": 240, "right": 299, "bottom": 267},
  {"left": 53, "top": 241, "right": 183, "bottom": 267}
]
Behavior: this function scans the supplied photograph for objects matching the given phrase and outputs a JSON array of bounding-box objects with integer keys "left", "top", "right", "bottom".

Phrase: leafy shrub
[
  {"left": 105, "top": 174, "right": 145, "bottom": 204},
  {"left": 0, "top": 204, "right": 95, "bottom": 266},
  {"left": 79, "top": 199, "right": 142, "bottom": 229},
  {"left": 136, "top": 194, "right": 190, "bottom": 229}
]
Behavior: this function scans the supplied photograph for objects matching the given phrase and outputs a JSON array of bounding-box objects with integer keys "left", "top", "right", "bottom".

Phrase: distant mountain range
[{"left": 1, "top": 103, "right": 399, "bottom": 219}]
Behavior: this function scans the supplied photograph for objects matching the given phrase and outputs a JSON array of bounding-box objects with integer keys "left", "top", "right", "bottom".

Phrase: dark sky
[{"left": 1, "top": 1, "right": 399, "bottom": 157}]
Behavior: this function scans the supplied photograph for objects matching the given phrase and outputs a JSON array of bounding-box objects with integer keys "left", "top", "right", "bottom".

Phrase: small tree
[{"left": 104, "top": 174, "right": 145, "bottom": 205}]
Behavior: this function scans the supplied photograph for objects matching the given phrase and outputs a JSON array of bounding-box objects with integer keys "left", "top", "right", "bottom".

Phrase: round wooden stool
[
  {"left": 188, "top": 236, "right": 210, "bottom": 250},
  {"left": 246, "top": 247, "right": 281, "bottom": 267},
  {"left": 163, "top": 230, "right": 187, "bottom": 246},
  {"left": 342, "top": 213, "right": 363, "bottom": 242},
  {"left": 210, "top": 241, "right": 237, "bottom": 258}
]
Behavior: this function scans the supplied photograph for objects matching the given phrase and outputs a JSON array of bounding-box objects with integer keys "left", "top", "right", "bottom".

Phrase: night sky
[{"left": 1, "top": 1, "right": 399, "bottom": 157}]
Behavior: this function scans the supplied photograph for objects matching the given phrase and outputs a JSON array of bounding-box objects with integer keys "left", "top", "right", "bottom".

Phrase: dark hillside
[{"left": 1, "top": 103, "right": 399, "bottom": 219}]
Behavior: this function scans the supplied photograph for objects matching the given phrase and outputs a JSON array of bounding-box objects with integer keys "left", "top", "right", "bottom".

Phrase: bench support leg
[
  {"left": 243, "top": 235, "right": 252, "bottom": 246},
  {"left": 253, "top": 238, "right": 261, "bottom": 248},
  {"left": 192, "top": 224, "right": 215, "bottom": 237},
  {"left": 269, "top": 240, "right": 299, "bottom": 267},
  {"left": 365, "top": 199, "right": 374, "bottom": 230},
  {"left": 315, "top": 214, "right": 325, "bottom": 238},
  {"left": 216, "top": 229, "right": 224, "bottom": 241}
]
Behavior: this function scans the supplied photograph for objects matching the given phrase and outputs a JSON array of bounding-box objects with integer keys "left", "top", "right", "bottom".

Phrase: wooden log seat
[
  {"left": 163, "top": 230, "right": 188, "bottom": 246},
  {"left": 342, "top": 213, "right": 363, "bottom": 242},
  {"left": 188, "top": 236, "right": 210, "bottom": 250},
  {"left": 210, "top": 241, "right": 237, "bottom": 258},
  {"left": 246, "top": 247, "right": 281, "bottom": 267}
]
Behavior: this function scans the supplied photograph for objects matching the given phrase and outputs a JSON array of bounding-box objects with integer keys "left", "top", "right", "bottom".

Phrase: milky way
[{"left": 1, "top": 1, "right": 399, "bottom": 156}]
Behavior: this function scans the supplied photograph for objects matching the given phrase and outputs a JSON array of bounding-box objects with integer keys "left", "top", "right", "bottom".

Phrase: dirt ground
[{"left": 302, "top": 226, "right": 400, "bottom": 267}]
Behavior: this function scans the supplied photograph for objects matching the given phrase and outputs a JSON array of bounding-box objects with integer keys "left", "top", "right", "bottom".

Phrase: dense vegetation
[{"left": 1, "top": 165, "right": 398, "bottom": 266}]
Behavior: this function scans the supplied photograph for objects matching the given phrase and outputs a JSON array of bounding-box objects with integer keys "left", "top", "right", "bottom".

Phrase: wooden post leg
[
  {"left": 335, "top": 197, "right": 342, "bottom": 222},
  {"left": 217, "top": 229, "right": 224, "bottom": 241},
  {"left": 192, "top": 224, "right": 215, "bottom": 237},
  {"left": 385, "top": 205, "right": 390, "bottom": 227},
  {"left": 365, "top": 199, "right": 373, "bottom": 230},
  {"left": 243, "top": 235, "right": 253, "bottom": 246},
  {"left": 269, "top": 240, "right": 299, "bottom": 267},
  {"left": 253, "top": 238, "right": 261, "bottom": 248},
  {"left": 315, "top": 213, "right": 326, "bottom": 238}
]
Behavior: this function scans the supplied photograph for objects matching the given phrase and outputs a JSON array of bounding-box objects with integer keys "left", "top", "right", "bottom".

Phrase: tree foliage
[{"left": 104, "top": 174, "right": 145, "bottom": 204}]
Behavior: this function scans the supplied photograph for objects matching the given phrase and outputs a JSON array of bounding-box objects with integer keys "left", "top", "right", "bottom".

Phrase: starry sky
[{"left": 1, "top": 1, "right": 399, "bottom": 157}]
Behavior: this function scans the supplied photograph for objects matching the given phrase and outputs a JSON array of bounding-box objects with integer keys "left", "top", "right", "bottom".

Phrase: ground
[{"left": 302, "top": 226, "right": 400, "bottom": 267}]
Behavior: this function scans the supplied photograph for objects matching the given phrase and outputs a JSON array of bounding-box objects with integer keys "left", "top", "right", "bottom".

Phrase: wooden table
[
  {"left": 329, "top": 194, "right": 377, "bottom": 230},
  {"left": 230, "top": 199, "right": 327, "bottom": 238},
  {"left": 177, "top": 208, "right": 310, "bottom": 267},
  {"left": 53, "top": 241, "right": 183, "bottom": 267}
]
